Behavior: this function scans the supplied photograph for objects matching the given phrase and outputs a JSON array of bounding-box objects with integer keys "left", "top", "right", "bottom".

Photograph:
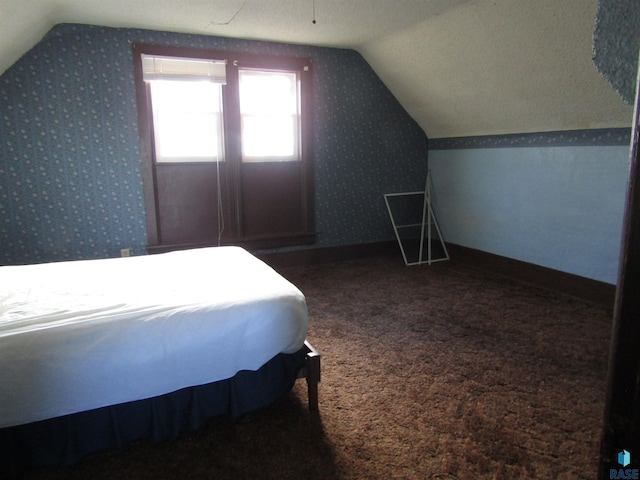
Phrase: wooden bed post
[{"left": 303, "top": 341, "right": 321, "bottom": 412}]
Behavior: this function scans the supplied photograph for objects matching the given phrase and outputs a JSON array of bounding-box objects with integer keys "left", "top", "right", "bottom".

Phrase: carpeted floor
[{"left": 24, "top": 255, "right": 613, "bottom": 479}]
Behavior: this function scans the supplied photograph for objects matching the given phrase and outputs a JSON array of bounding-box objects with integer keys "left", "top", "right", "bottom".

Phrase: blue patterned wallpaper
[
  {"left": 0, "top": 24, "right": 428, "bottom": 265},
  {"left": 429, "top": 128, "right": 631, "bottom": 150}
]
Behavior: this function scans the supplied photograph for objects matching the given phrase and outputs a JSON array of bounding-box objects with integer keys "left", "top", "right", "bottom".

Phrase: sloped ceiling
[{"left": 0, "top": 0, "right": 633, "bottom": 138}]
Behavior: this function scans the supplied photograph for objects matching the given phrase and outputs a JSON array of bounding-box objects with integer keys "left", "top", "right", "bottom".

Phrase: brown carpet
[{"left": 24, "top": 255, "right": 612, "bottom": 479}]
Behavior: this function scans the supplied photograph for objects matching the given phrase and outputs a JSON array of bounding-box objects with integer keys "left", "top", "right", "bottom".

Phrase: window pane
[
  {"left": 155, "top": 112, "right": 220, "bottom": 159},
  {"left": 150, "top": 80, "right": 224, "bottom": 162},
  {"left": 239, "top": 70, "right": 299, "bottom": 160},
  {"left": 242, "top": 115, "right": 295, "bottom": 157}
]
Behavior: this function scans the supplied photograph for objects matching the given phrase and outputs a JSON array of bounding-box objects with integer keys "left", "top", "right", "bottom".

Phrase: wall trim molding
[
  {"left": 429, "top": 127, "right": 631, "bottom": 150},
  {"left": 445, "top": 243, "right": 616, "bottom": 309},
  {"left": 254, "top": 240, "right": 616, "bottom": 309},
  {"left": 254, "top": 241, "right": 398, "bottom": 269}
]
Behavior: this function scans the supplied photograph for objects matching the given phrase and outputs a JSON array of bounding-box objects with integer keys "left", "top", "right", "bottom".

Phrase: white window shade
[{"left": 142, "top": 54, "right": 227, "bottom": 84}]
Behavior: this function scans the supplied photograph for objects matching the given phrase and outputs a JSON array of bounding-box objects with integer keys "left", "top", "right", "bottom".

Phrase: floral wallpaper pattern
[
  {"left": 1, "top": 24, "right": 627, "bottom": 266},
  {"left": 429, "top": 128, "right": 631, "bottom": 150},
  {"left": 0, "top": 24, "right": 428, "bottom": 265}
]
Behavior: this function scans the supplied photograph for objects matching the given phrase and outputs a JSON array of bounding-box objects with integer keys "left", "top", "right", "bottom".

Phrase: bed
[{"left": 0, "top": 246, "right": 319, "bottom": 474}]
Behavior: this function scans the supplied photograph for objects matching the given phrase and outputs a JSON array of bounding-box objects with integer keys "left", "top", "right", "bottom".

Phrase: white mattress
[{"left": 0, "top": 246, "right": 308, "bottom": 428}]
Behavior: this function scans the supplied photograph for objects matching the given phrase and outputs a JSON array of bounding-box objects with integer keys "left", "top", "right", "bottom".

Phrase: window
[
  {"left": 239, "top": 69, "right": 299, "bottom": 161},
  {"left": 141, "top": 54, "right": 227, "bottom": 163},
  {"left": 133, "top": 44, "right": 315, "bottom": 252},
  {"left": 149, "top": 80, "right": 224, "bottom": 162}
]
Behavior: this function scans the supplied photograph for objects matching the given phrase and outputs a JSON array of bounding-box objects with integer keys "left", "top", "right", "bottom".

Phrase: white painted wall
[{"left": 429, "top": 145, "right": 630, "bottom": 284}]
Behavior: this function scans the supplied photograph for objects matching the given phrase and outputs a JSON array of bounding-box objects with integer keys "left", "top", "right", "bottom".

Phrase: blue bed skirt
[{"left": 1, "top": 348, "right": 307, "bottom": 476}]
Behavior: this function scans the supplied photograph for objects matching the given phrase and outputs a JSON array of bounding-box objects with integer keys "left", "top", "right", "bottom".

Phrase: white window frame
[
  {"left": 239, "top": 69, "right": 301, "bottom": 163},
  {"left": 142, "top": 54, "right": 227, "bottom": 164}
]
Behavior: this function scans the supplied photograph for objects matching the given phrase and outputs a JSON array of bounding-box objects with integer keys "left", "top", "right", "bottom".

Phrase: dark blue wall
[{"left": 0, "top": 24, "right": 428, "bottom": 265}]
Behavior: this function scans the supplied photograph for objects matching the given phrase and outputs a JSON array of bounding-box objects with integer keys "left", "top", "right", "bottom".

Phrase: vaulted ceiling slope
[{"left": 0, "top": 0, "right": 633, "bottom": 138}]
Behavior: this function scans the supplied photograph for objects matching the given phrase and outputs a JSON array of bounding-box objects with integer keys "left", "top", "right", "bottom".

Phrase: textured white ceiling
[
  {"left": 361, "top": 0, "right": 634, "bottom": 137},
  {"left": 0, "top": 0, "right": 633, "bottom": 138}
]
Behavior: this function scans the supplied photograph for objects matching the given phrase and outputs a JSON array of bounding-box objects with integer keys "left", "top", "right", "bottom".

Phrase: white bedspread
[{"left": 0, "top": 247, "right": 308, "bottom": 428}]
